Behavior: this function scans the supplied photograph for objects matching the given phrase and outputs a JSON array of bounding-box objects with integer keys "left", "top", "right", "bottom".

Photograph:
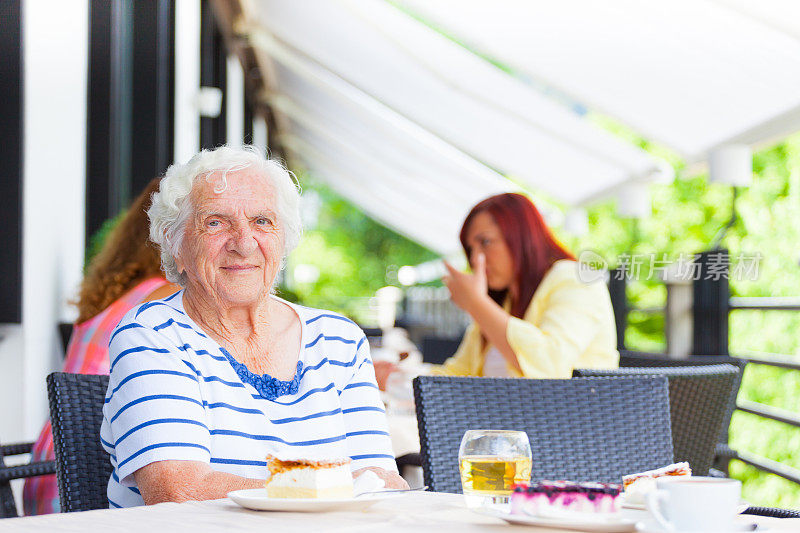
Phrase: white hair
[{"left": 148, "top": 145, "right": 302, "bottom": 285}]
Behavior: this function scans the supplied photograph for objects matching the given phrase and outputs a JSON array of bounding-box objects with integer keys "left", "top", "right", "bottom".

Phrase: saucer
[
  {"left": 474, "top": 508, "right": 638, "bottom": 532},
  {"left": 635, "top": 520, "right": 766, "bottom": 532},
  {"left": 621, "top": 494, "right": 750, "bottom": 515}
]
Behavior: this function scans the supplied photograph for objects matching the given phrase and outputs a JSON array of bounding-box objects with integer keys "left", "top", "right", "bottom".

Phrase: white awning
[
  {"left": 236, "top": 0, "right": 670, "bottom": 252},
  {"left": 234, "top": 0, "right": 800, "bottom": 252},
  {"left": 250, "top": 54, "right": 514, "bottom": 254},
  {"left": 398, "top": 0, "right": 800, "bottom": 161}
]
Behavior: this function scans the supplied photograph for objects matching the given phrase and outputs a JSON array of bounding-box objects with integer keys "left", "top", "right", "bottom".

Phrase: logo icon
[{"left": 577, "top": 250, "right": 608, "bottom": 283}]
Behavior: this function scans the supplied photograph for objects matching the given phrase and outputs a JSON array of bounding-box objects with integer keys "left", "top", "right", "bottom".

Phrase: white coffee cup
[{"left": 645, "top": 477, "right": 741, "bottom": 532}]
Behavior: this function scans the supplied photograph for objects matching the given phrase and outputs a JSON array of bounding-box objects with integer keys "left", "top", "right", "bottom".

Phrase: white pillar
[
  {"left": 226, "top": 55, "right": 245, "bottom": 146},
  {"left": 662, "top": 267, "right": 693, "bottom": 359},
  {"left": 19, "top": 0, "right": 88, "bottom": 440},
  {"left": 174, "top": 0, "right": 201, "bottom": 164},
  {"left": 253, "top": 115, "right": 268, "bottom": 153}
]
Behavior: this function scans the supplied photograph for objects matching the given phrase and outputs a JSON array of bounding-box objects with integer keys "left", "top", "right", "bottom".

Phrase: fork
[{"left": 355, "top": 485, "right": 429, "bottom": 497}]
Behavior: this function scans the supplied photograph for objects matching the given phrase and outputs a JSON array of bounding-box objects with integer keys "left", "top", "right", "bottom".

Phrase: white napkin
[{"left": 353, "top": 470, "right": 386, "bottom": 496}]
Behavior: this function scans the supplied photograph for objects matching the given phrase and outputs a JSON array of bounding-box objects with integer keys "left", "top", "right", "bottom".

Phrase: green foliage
[
  {"left": 577, "top": 131, "right": 800, "bottom": 508},
  {"left": 285, "top": 181, "right": 438, "bottom": 323},
  {"left": 730, "top": 460, "right": 800, "bottom": 510},
  {"left": 84, "top": 212, "right": 125, "bottom": 269},
  {"left": 720, "top": 138, "right": 800, "bottom": 509}
]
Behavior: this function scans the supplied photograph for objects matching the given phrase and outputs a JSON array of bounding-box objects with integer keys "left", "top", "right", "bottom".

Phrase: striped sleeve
[
  {"left": 339, "top": 333, "right": 398, "bottom": 473},
  {"left": 104, "top": 322, "right": 211, "bottom": 484}
]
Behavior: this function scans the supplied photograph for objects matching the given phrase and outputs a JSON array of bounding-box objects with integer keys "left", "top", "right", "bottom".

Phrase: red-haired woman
[
  {"left": 375, "top": 192, "right": 618, "bottom": 385},
  {"left": 437, "top": 191, "right": 618, "bottom": 378}
]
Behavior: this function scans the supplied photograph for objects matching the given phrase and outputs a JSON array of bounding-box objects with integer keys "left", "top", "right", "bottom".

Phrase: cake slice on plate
[
  {"left": 622, "top": 462, "right": 692, "bottom": 505},
  {"left": 264, "top": 455, "right": 354, "bottom": 499}
]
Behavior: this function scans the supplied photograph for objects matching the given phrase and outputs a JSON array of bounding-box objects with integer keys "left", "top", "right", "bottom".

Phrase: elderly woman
[{"left": 100, "top": 146, "right": 407, "bottom": 508}]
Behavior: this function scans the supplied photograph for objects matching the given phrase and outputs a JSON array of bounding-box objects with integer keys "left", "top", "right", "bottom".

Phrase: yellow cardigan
[{"left": 432, "top": 260, "right": 619, "bottom": 379}]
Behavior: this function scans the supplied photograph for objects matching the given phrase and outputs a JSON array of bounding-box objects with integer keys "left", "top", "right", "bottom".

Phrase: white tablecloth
[{"left": 1, "top": 492, "right": 798, "bottom": 532}]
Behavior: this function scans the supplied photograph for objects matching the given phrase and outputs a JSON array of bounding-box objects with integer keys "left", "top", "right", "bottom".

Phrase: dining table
[{"left": 1, "top": 491, "right": 797, "bottom": 532}]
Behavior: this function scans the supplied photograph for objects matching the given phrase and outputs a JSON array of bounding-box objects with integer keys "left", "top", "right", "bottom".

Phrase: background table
[
  {"left": 386, "top": 412, "right": 420, "bottom": 457},
  {"left": 1, "top": 492, "right": 797, "bottom": 532}
]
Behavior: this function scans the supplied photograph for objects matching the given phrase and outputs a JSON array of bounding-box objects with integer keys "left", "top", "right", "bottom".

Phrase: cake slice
[
  {"left": 264, "top": 455, "right": 354, "bottom": 499},
  {"left": 622, "top": 462, "right": 692, "bottom": 504},
  {"left": 511, "top": 481, "right": 622, "bottom": 516}
]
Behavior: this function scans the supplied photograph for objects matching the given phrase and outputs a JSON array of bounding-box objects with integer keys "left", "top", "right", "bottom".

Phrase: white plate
[
  {"left": 636, "top": 521, "right": 766, "bottom": 532},
  {"left": 474, "top": 508, "right": 638, "bottom": 532},
  {"left": 227, "top": 488, "right": 399, "bottom": 512},
  {"left": 619, "top": 494, "right": 647, "bottom": 510},
  {"left": 620, "top": 494, "right": 750, "bottom": 514}
]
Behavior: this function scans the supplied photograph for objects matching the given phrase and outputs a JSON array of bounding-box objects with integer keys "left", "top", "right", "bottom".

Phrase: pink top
[{"left": 22, "top": 277, "right": 170, "bottom": 515}]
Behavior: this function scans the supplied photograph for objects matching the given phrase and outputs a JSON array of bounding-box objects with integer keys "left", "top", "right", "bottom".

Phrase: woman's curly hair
[{"left": 75, "top": 178, "right": 164, "bottom": 323}]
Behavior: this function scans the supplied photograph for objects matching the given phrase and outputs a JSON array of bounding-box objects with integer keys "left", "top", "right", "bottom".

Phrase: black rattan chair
[
  {"left": 413, "top": 375, "right": 674, "bottom": 493},
  {"left": 619, "top": 351, "right": 746, "bottom": 445},
  {"left": 619, "top": 352, "right": 748, "bottom": 476},
  {"left": 46, "top": 372, "right": 112, "bottom": 512},
  {"left": 742, "top": 506, "right": 800, "bottom": 518},
  {"left": 574, "top": 364, "right": 737, "bottom": 476},
  {"left": 0, "top": 441, "right": 56, "bottom": 518},
  {"left": 615, "top": 357, "right": 800, "bottom": 519}
]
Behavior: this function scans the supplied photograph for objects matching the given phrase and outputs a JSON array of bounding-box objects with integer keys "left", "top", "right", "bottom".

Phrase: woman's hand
[
  {"left": 443, "top": 252, "right": 488, "bottom": 314},
  {"left": 443, "top": 253, "right": 521, "bottom": 373},
  {"left": 372, "top": 360, "right": 397, "bottom": 391},
  {"left": 352, "top": 466, "right": 410, "bottom": 490}
]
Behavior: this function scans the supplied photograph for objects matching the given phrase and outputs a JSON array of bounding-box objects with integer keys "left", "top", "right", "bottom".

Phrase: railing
[
  {"left": 399, "top": 286, "right": 470, "bottom": 342},
  {"left": 608, "top": 251, "right": 800, "bottom": 487},
  {"left": 727, "top": 299, "right": 800, "bottom": 486},
  {"left": 729, "top": 297, "right": 800, "bottom": 311}
]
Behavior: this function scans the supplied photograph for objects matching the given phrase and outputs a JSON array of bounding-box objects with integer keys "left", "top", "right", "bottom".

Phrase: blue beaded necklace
[{"left": 220, "top": 347, "right": 303, "bottom": 401}]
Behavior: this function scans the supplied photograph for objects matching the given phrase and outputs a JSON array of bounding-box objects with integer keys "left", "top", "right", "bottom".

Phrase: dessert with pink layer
[{"left": 511, "top": 481, "right": 622, "bottom": 516}]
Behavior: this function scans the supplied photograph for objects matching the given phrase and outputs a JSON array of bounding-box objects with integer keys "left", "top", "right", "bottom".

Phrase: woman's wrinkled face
[
  {"left": 177, "top": 169, "right": 284, "bottom": 307},
  {"left": 465, "top": 211, "right": 515, "bottom": 292}
]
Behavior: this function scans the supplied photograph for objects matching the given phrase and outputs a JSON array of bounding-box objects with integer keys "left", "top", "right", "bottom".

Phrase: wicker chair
[
  {"left": 619, "top": 351, "right": 746, "bottom": 445},
  {"left": 574, "top": 364, "right": 737, "bottom": 476},
  {"left": 413, "top": 375, "right": 674, "bottom": 493},
  {"left": 0, "top": 441, "right": 56, "bottom": 518},
  {"left": 46, "top": 372, "right": 113, "bottom": 512},
  {"left": 615, "top": 356, "right": 800, "bottom": 519}
]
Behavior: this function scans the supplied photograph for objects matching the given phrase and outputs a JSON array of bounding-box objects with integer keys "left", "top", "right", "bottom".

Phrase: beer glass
[{"left": 458, "top": 429, "right": 532, "bottom": 509}]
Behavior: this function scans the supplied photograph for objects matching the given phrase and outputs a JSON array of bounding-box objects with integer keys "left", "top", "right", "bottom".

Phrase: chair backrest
[
  {"left": 619, "top": 351, "right": 747, "bottom": 445},
  {"left": 0, "top": 442, "right": 56, "bottom": 518},
  {"left": 46, "top": 372, "right": 112, "bottom": 512},
  {"left": 0, "top": 443, "right": 19, "bottom": 518},
  {"left": 413, "top": 375, "right": 673, "bottom": 493},
  {"left": 420, "top": 336, "right": 462, "bottom": 365},
  {"left": 574, "top": 364, "right": 738, "bottom": 476}
]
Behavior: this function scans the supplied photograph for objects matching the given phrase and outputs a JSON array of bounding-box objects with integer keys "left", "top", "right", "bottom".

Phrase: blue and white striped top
[{"left": 100, "top": 290, "right": 396, "bottom": 508}]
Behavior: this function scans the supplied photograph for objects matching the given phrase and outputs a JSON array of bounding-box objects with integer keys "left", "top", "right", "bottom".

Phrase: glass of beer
[{"left": 458, "top": 429, "right": 532, "bottom": 509}]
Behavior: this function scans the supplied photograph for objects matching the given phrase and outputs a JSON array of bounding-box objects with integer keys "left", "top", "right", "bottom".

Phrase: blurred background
[{"left": 1, "top": 0, "right": 799, "bottom": 509}]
